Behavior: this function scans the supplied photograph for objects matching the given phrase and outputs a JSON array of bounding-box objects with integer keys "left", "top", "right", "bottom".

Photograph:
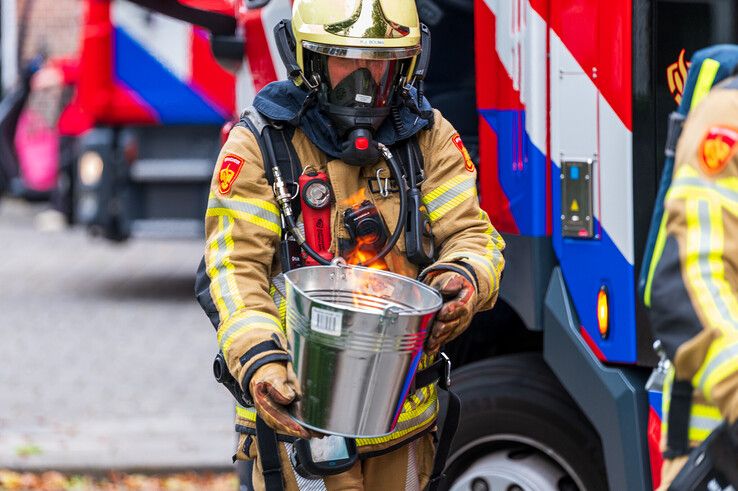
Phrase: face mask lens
[{"left": 321, "top": 56, "right": 404, "bottom": 109}]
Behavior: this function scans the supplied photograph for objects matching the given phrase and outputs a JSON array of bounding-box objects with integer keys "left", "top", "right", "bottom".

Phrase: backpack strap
[
  {"left": 237, "top": 106, "right": 302, "bottom": 219},
  {"left": 664, "top": 380, "right": 694, "bottom": 459},
  {"left": 409, "top": 135, "right": 425, "bottom": 176}
]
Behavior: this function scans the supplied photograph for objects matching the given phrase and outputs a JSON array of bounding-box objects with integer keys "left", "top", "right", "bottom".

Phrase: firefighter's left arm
[{"left": 418, "top": 111, "right": 505, "bottom": 313}]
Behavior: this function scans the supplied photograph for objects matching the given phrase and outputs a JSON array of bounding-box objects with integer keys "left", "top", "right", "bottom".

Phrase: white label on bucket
[
  {"left": 355, "top": 94, "right": 373, "bottom": 104},
  {"left": 311, "top": 307, "right": 343, "bottom": 337}
]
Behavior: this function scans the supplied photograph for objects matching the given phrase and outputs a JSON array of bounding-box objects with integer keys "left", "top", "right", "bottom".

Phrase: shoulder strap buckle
[{"left": 412, "top": 352, "right": 452, "bottom": 392}]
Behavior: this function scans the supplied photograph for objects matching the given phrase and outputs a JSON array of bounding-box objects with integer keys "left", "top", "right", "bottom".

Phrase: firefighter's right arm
[
  {"left": 204, "top": 126, "right": 291, "bottom": 403},
  {"left": 648, "top": 87, "right": 738, "bottom": 424}
]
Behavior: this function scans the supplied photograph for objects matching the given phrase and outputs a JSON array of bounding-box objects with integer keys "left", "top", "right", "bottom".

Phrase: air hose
[{"left": 272, "top": 142, "right": 408, "bottom": 267}]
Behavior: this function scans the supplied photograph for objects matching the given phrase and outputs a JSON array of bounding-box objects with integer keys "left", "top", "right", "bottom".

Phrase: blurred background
[
  {"left": 0, "top": 0, "right": 252, "bottom": 488},
  {"left": 0, "top": 0, "right": 477, "bottom": 488}
]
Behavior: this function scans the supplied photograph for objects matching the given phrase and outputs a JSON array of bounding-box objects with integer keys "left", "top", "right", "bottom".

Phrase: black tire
[{"left": 443, "top": 353, "right": 608, "bottom": 491}]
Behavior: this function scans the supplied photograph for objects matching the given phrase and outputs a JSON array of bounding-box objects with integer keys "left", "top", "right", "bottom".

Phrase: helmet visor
[{"left": 302, "top": 41, "right": 420, "bottom": 60}]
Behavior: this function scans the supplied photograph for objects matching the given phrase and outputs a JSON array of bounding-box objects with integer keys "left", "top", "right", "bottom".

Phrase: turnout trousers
[{"left": 247, "top": 432, "right": 436, "bottom": 491}]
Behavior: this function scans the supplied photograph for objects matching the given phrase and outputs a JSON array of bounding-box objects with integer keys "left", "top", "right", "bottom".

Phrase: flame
[
  {"left": 340, "top": 188, "right": 390, "bottom": 308},
  {"left": 345, "top": 235, "right": 389, "bottom": 271},
  {"left": 340, "top": 187, "right": 388, "bottom": 270},
  {"left": 340, "top": 187, "right": 369, "bottom": 208}
]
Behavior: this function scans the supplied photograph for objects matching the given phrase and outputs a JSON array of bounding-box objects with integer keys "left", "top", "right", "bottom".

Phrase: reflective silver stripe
[
  {"left": 696, "top": 342, "right": 738, "bottom": 392},
  {"left": 272, "top": 288, "right": 284, "bottom": 309},
  {"left": 209, "top": 198, "right": 280, "bottom": 223},
  {"left": 490, "top": 227, "right": 504, "bottom": 248},
  {"left": 283, "top": 443, "right": 328, "bottom": 490},
  {"left": 208, "top": 196, "right": 281, "bottom": 234},
  {"left": 405, "top": 438, "right": 421, "bottom": 491},
  {"left": 697, "top": 201, "right": 738, "bottom": 326},
  {"left": 424, "top": 177, "right": 476, "bottom": 215},
  {"left": 271, "top": 275, "right": 286, "bottom": 301},
  {"left": 212, "top": 216, "right": 239, "bottom": 317},
  {"left": 394, "top": 395, "right": 438, "bottom": 433},
  {"left": 690, "top": 415, "right": 723, "bottom": 434}
]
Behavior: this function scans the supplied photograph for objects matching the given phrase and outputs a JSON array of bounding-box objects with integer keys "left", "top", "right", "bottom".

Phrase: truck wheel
[{"left": 443, "top": 353, "right": 608, "bottom": 491}]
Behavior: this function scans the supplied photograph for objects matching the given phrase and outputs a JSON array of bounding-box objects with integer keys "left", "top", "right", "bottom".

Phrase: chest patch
[
  {"left": 452, "top": 133, "right": 476, "bottom": 173},
  {"left": 218, "top": 154, "right": 244, "bottom": 195},
  {"left": 699, "top": 126, "right": 738, "bottom": 175}
]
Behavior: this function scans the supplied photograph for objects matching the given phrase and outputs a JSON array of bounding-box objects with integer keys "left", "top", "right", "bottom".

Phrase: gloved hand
[
  {"left": 425, "top": 271, "right": 477, "bottom": 354},
  {"left": 248, "top": 362, "right": 311, "bottom": 439}
]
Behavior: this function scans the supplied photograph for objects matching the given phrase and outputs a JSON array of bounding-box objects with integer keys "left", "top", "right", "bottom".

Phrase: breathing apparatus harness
[{"left": 272, "top": 18, "right": 435, "bottom": 268}]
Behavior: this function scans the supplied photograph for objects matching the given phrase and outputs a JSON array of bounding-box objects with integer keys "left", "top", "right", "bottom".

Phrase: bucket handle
[{"left": 272, "top": 258, "right": 351, "bottom": 300}]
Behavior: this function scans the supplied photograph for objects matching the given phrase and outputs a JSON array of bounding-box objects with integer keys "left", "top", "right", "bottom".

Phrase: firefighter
[
  {"left": 200, "top": 0, "right": 504, "bottom": 489},
  {"left": 648, "top": 75, "right": 738, "bottom": 489}
]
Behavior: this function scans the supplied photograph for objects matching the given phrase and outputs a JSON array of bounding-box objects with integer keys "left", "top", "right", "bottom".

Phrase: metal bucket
[{"left": 283, "top": 265, "right": 442, "bottom": 438}]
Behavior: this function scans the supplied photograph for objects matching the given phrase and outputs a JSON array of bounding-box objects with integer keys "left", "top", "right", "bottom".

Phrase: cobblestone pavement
[{"left": 0, "top": 200, "right": 235, "bottom": 471}]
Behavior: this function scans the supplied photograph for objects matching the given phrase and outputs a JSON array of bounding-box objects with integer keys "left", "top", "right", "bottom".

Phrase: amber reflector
[{"left": 597, "top": 286, "right": 609, "bottom": 339}]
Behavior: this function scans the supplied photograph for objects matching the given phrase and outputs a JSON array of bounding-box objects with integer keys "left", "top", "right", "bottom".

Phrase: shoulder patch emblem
[
  {"left": 218, "top": 154, "right": 244, "bottom": 195},
  {"left": 451, "top": 133, "right": 476, "bottom": 173},
  {"left": 699, "top": 126, "right": 738, "bottom": 175}
]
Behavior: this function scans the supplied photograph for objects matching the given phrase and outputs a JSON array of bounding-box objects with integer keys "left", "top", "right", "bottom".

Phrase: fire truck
[
  {"left": 42, "top": 0, "right": 261, "bottom": 240},
  {"left": 129, "top": 0, "right": 738, "bottom": 489}
]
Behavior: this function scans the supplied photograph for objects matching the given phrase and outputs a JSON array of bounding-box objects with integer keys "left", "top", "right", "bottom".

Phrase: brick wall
[
  {"left": 17, "top": 0, "right": 82, "bottom": 63},
  {"left": 15, "top": 0, "right": 83, "bottom": 127}
]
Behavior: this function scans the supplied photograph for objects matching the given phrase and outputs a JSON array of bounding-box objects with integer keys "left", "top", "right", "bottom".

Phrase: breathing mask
[{"left": 302, "top": 43, "right": 416, "bottom": 166}]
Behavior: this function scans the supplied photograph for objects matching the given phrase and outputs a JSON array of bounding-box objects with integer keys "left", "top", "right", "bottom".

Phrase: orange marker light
[{"left": 597, "top": 286, "right": 609, "bottom": 339}]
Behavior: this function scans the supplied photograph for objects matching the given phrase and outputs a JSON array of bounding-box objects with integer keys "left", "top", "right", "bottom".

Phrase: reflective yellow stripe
[
  {"left": 683, "top": 199, "right": 738, "bottom": 333},
  {"left": 270, "top": 284, "right": 287, "bottom": 327},
  {"left": 644, "top": 212, "right": 669, "bottom": 307},
  {"left": 661, "top": 367, "right": 674, "bottom": 437},
  {"left": 690, "top": 58, "right": 720, "bottom": 110},
  {"left": 668, "top": 166, "right": 738, "bottom": 216},
  {"left": 444, "top": 251, "right": 501, "bottom": 301},
  {"left": 207, "top": 194, "right": 281, "bottom": 235},
  {"left": 691, "top": 403, "right": 723, "bottom": 421},
  {"left": 688, "top": 403, "right": 723, "bottom": 442},
  {"left": 481, "top": 210, "right": 506, "bottom": 251},
  {"left": 278, "top": 296, "right": 287, "bottom": 327},
  {"left": 357, "top": 391, "right": 438, "bottom": 446},
  {"left": 217, "top": 311, "right": 283, "bottom": 357},
  {"left": 236, "top": 404, "right": 257, "bottom": 422},
  {"left": 692, "top": 339, "right": 738, "bottom": 402},
  {"left": 234, "top": 366, "right": 439, "bottom": 446},
  {"left": 423, "top": 175, "right": 477, "bottom": 222},
  {"left": 236, "top": 399, "right": 438, "bottom": 447},
  {"left": 207, "top": 216, "right": 245, "bottom": 321},
  {"left": 209, "top": 192, "right": 280, "bottom": 215},
  {"left": 703, "top": 201, "right": 738, "bottom": 328},
  {"left": 663, "top": 367, "right": 725, "bottom": 445},
  {"left": 234, "top": 393, "right": 438, "bottom": 446},
  {"left": 207, "top": 217, "right": 227, "bottom": 318}
]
